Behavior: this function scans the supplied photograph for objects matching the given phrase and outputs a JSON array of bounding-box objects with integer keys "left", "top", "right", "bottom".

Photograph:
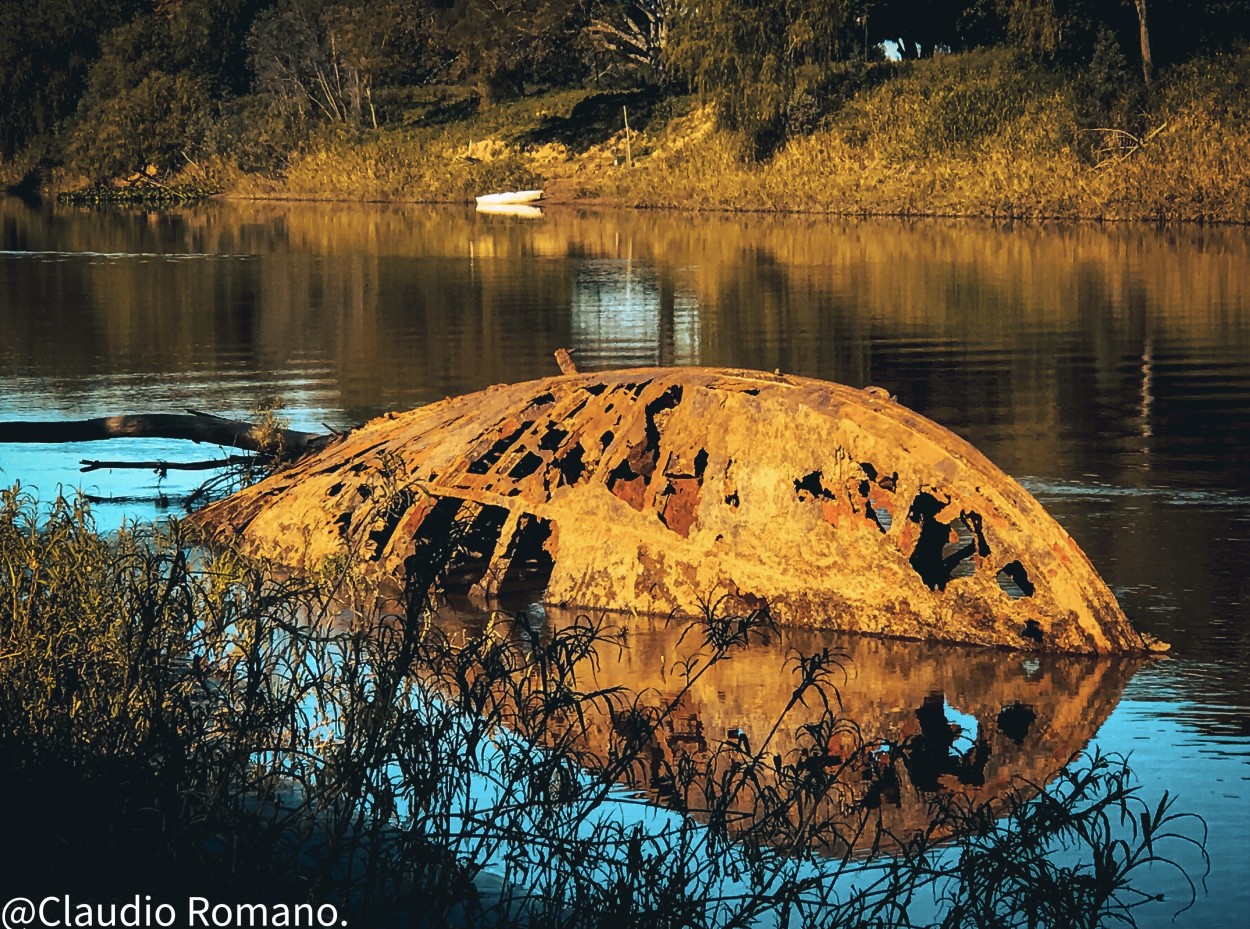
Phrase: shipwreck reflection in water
[{"left": 469, "top": 605, "right": 1142, "bottom": 851}]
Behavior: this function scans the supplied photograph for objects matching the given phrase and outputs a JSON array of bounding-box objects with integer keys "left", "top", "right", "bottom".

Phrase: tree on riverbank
[
  {"left": 0, "top": 0, "right": 142, "bottom": 161},
  {"left": 665, "top": 0, "right": 854, "bottom": 157},
  {"left": 247, "top": 0, "right": 432, "bottom": 129},
  {"left": 0, "top": 0, "right": 1247, "bottom": 216}
]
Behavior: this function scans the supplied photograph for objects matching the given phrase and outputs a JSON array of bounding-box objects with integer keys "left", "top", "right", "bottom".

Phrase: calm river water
[{"left": 1, "top": 197, "right": 1248, "bottom": 925}]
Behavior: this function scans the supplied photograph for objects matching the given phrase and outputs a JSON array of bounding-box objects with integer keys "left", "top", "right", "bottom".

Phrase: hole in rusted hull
[
  {"left": 907, "top": 493, "right": 954, "bottom": 590},
  {"left": 334, "top": 511, "right": 352, "bottom": 540},
  {"left": 538, "top": 426, "right": 568, "bottom": 452},
  {"left": 508, "top": 451, "right": 544, "bottom": 479},
  {"left": 643, "top": 385, "right": 683, "bottom": 443},
  {"left": 404, "top": 496, "right": 464, "bottom": 576},
  {"left": 945, "top": 520, "right": 979, "bottom": 580},
  {"left": 794, "top": 470, "right": 833, "bottom": 501},
  {"left": 555, "top": 444, "right": 587, "bottom": 486},
  {"left": 498, "top": 516, "right": 556, "bottom": 597},
  {"left": 966, "top": 512, "right": 990, "bottom": 557},
  {"left": 606, "top": 386, "right": 684, "bottom": 510},
  {"left": 467, "top": 422, "right": 533, "bottom": 475},
  {"left": 857, "top": 463, "right": 896, "bottom": 533},
  {"left": 870, "top": 500, "right": 892, "bottom": 533},
  {"left": 1020, "top": 619, "right": 1044, "bottom": 644},
  {"left": 367, "top": 489, "right": 417, "bottom": 561},
  {"left": 997, "top": 560, "right": 1035, "bottom": 598},
  {"left": 444, "top": 504, "right": 509, "bottom": 592},
  {"left": 906, "top": 494, "right": 994, "bottom": 590}
]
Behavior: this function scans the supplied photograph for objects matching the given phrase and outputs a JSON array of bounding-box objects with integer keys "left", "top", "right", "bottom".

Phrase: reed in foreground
[{"left": 0, "top": 488, "right": 1208, "bottom": 926}]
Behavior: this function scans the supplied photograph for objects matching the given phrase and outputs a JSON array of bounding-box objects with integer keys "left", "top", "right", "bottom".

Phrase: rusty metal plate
[{"left": 192, "top": 367, "right": 1164, "bottom": 654}]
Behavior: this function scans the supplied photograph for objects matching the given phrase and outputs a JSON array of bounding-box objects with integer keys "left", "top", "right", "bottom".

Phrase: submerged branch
[
  {"left": 0, "top": 412, "right": 327, "bottom": 459},
  {"left": 79, "top": 455, "right": 259, "bottom": 473}
]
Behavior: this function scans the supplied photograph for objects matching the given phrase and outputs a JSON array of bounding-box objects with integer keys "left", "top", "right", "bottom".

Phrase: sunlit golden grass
[
  {"left": 605, "top": 52, "right": 1247, "bottom": 222},
  {"left": 212, "top": 47, "right": 1247, "bottom": 222},
  {"left": 13, "top": 48, "right": 1244, "bottom": 220},
  {"left": 226, "top": 125, "right": 540, "bottom": 202}
]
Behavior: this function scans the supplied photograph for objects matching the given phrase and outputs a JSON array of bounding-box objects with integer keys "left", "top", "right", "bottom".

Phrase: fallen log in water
[
  {"left": 0, "top": 411, "right": 326, "bottom": 459},
  {"left": 189, "top": 365, "right": 1165, "bottom": 655}
]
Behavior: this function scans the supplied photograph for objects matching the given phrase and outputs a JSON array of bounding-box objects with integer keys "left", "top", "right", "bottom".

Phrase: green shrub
[{"left": 66, "top": 70, "right": 213, "bottom": 182}]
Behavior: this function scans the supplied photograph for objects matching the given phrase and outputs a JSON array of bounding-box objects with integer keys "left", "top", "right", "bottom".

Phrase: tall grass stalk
[{"left": 0, "top": 488, "right": 1207, "bottom": 926}]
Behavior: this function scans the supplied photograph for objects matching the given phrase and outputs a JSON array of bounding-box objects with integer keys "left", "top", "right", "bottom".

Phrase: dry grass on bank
[
  {"left": 10, "top": 48, "right": 1247, "bottom": 222},
  {"left": 583, "top": 49, "right": 1250, "bottom": 222}
]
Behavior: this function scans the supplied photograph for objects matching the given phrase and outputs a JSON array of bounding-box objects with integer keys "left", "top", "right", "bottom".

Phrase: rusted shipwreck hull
[{"left": 192, "top": 367, "right": 1163, "bottom": 654}]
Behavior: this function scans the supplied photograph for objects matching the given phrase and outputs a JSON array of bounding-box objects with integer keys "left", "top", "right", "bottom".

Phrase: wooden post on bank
[{"left": 623, "top": 106, "right": 633, "bottom": 168}]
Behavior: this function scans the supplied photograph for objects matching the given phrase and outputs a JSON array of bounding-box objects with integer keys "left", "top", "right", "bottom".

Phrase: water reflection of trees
[{"left": 5, "top": 202, "right": 1247, "bottom": 444}]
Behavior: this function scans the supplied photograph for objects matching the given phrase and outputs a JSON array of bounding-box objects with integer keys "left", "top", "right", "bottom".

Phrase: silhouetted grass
[{"left": 0, "top": 487, "right": 1209, "bottom": 926}]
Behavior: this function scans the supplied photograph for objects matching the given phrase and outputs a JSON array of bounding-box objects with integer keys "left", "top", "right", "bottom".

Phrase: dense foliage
[{"left": 1, "top": 0, "right": 1247, "bottom": 182}]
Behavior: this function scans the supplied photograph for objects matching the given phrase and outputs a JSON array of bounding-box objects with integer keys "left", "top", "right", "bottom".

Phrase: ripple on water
[{"left": 1020, "top": 477, "right": 1250, "bottom": 509}]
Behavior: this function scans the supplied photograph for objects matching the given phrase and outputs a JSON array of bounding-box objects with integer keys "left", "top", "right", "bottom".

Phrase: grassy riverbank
[{"left": 16, "top": 47, "right": 1245, "bottom": 223}]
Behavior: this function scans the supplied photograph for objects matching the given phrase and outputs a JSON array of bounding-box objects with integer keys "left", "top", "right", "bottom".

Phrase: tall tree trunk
[{"left": 1133, "top": 0, "right": 1153, "bottom": 89}]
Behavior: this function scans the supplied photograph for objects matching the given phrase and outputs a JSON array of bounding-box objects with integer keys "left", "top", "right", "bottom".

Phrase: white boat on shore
[{"left": 474, "top": 189, "right": 544, "bottom": 206}]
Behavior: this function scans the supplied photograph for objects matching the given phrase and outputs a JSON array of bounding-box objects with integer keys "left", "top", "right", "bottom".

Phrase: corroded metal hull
[{"left": 192, "top": 367, "right": 1163, "bottom": 654}]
